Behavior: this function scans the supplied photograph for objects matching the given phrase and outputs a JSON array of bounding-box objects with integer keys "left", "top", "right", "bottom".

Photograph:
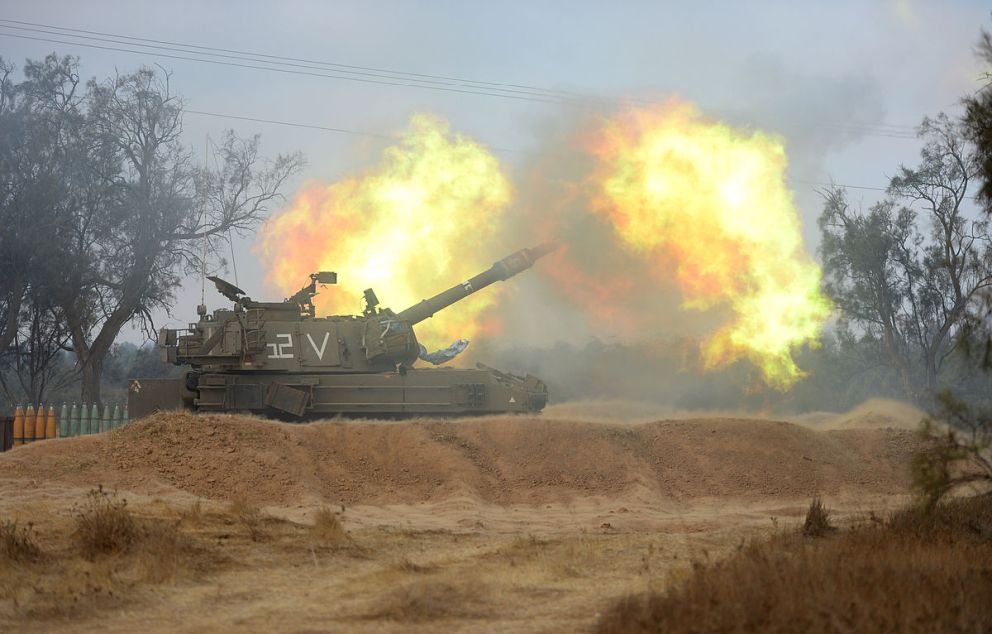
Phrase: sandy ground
[{"left": 0, "top": 400, "right": 924, "bottom": 633}]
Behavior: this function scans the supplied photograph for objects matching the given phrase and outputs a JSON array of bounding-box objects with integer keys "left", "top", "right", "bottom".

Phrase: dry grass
[
  {"left": 228, "top": 499, "right": 269, "bottom": 542},
  {"left": 802, "top": 496, "right": 836, "bottom": 537},
  {"left": 72, "top": 486, "right": 137, "bottom": 558},
  {"left": 129, "top": 521, "right": 204, "bottom": 584},
  {"left": 887, "top": 493, "right": 992, "bottom": 541},
  {"left": 0, "top": 492, "right": 811, "bottom": 632},
  {"left": 0, "top": 520, "right": 42, "bottom": 564},
  {"left": 395, "top": 557, "right": 439, "bottom": 574},
  {"left": 179, "top": 499, "right": 204, "bottom": 526},
  {"left": 0, "top": 490, "right": 218, "bottom": 624},
  {"left": 597, "top": 494, "right": 992, "bottom": 634},
  {"left": 71, "top": 487, "right": 207, "bottom": 584},
  {"left": 375, "top": 579, "right": 487, "bottom": 622},
  {"left": 309, "top": 507, "right": 347, "bottom": 544}
]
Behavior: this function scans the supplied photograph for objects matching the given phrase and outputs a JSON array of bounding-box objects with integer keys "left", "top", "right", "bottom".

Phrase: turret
[{"left": 160, "top": 242, "right": 557, "bottom": 374}]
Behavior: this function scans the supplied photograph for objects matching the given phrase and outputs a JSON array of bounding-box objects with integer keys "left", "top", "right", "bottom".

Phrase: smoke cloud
[{"left": 256, "top": 75, "right": 887, "bottom": 398}]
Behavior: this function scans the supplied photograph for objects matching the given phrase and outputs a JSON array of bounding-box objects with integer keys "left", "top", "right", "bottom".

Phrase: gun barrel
[{"left": 395, "top": 241, "right": 558, "bottom": 325}]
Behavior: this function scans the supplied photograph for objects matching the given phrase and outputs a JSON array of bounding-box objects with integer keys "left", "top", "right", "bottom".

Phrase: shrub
[
  {"left": 0, "top": 519, "right": 42, "bottom": 563},
  {"left": 310, "top": 507, "right": 347, "bottom": 544},
  {"left": 912, "top": 392, "right": 992, "bottom": 507},
  {"left": 73, "top": 486, "right": 137, "bottom": 558},
  {"left": 229, "top": 499, "right": 268, "bottom": 542},
  {"left": 802, "top": 496, "right": 836, "bottom": 538}
]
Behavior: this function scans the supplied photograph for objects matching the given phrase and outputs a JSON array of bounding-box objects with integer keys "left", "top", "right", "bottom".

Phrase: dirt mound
[
  {"left": 793, "top": 398, "right": 927, "bottom": 431},
  {"left": 543, "top": 400, "right": 676, "bottom": 423},
  {"left": 832, "top": 398, "right": 927, "bottom": 430},
  {"left": 0, "top": 411, "right": 917, "bottom": 508}
]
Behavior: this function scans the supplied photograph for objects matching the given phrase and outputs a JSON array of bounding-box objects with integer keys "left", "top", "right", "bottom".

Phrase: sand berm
[{"left": 0, "top": 399, "right": 921, "bottom": 512}]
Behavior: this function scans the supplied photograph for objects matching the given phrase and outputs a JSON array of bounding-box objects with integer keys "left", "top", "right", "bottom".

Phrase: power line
[
  {"left": 0, "top": 23, "right": 627, "bottom": 109},
  {"left": 0, "top": 17, "right": 630, "bottom": 106},
  {"left": 183, "top": 109, "right": 943, "bottom": 196},
  {"left": 0, "top": 30, "right": 588, "bottom": 107},
  {"left": 187, "top": 110, "right": 399, "bottom": 142},
  {"left": 185, "top": 109, "right": 524, "bottom": 156},
  {"left": 788, "top": 177, "right": 886, "bottom": 192},
  {"left": 0, "top": 18, "right": 921, "bottom": 138},
  {"left": 0, "top": 19, "right": 945, "bottom": 194}
]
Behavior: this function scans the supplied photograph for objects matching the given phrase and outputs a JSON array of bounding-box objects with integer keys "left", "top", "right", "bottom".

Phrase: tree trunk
[
  {"left": 0, "top": 276, "right": 26, "bottom": 354},
  {"left": 880, "top": 318, "right": 916, "bottom": 403},
  {"left": 925, "top": 349, "right": 939, "bottom": 397},
  {"left": 895, "top": 362, "right": 916, "bottom": 405},
  {"left": 81, "top": 354, "right": 103, "bottom": 406}
]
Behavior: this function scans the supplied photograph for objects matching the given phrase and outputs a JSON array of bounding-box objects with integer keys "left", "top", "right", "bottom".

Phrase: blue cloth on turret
[{"left": 418, "top": 338, "right": 470, "bottom": 365}]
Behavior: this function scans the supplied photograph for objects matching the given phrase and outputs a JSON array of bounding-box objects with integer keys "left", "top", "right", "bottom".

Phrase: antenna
[
  {"left": 229, "top": 227, "right": 239, "bottom": 288},
  {"left": 200, "top": 133, "right": 209, "bottom": 310}
]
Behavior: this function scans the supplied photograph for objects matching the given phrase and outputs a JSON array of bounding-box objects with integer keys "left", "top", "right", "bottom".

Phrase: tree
[
  {"left": 819, "top": 194, "right": 919, "bottom": 398},
  {"left": 59, "top": 65, "right": 304, "bottom": 403},
  {"left": 963, "top": 25, "right": 992, "bottom": 211},
  {"left": 898, "top": 18, "right": 992, "bottom": 511},
  {"left": 0, "top": 296, "right": 74, "bottom": 404},
  {"left": 819, "top": 115, "right": 992, "bottom": 404},
  {"left": 0, "top": 54, "right": 85, "bottom": 402},
  {"left": 0, "top": 56, "right": 304, "bottom": 406},
  {"left": 0, "top": 56, "right": 19, "bottom": 355}
]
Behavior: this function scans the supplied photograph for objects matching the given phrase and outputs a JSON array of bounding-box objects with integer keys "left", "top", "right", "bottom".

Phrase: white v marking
[{"left": 306, "top": 332, "right": 330, "bottom": 360}]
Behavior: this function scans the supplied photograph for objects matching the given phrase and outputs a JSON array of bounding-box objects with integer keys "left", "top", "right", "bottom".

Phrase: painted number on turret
[{"left": 267, "top": 333, "right": 294, "bottom": 359}]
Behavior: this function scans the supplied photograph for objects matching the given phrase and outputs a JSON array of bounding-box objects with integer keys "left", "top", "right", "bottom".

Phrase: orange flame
[
  {"left": 256, "top": 104, "right": 829, "bottom": 389},
  {"left": 255, "top": 114, "right": 512, "bottom": 349},
  {"left": 587, "top": 102, "right": 831, "bottom": 388}
]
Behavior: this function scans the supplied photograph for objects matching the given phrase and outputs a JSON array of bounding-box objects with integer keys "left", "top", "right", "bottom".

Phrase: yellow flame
[
  {"left": 591, "top": 103, "right": 831, "bottom": 388},
  {"left": 255, "top": 114, "right": 511, "bottom": 349}
]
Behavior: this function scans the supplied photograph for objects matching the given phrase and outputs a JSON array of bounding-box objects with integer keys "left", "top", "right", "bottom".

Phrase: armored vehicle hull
[
  {"left": 129, "top": 365, "right": 547, "bottom": 420},
  {"left": 128, "top": 243, "right": 556, "bottom": 421}
]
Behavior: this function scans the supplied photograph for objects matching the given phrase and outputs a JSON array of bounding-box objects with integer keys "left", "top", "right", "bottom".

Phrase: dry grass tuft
[
  {"left": 180, "top": 499, "right": 204, "bottom": 526},
  {"left": 0, "top": 519, "right": 43, "bottom": 563},
  {"left": 494, "top": 535, "right": 551, "bottom": 565},
  {"left": 0, "top": 491, "right": 220, "bottom": 624},
  {"left": 596, "top": 494, "right": 992, "bottom": 634},
  {"left": 310, "top": 507, "right": 347, "bottom": 544},
  {"left": 228, "top": 499, "right": 269, "bottom": 542},
  {"left": 130, "top": 520, "right": 204, "bottom": 584},
  {"left": 71, "top": 488, "right": 207, "bottom": 583},
  {"left": 73, "top": 486, "right": 137, "bottom": 558},
  {"left": 802, "top": 496, "right": 836, "bottom": 538},
  {"left": 395, "top": 557, "right": 438, "bottom": 574},
  {"left": 376, "top": 579, "right": 486, "bottom": 622}
]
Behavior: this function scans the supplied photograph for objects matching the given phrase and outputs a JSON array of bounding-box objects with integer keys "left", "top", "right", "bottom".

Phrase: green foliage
[
  {"left": 963, "top": 26, "right": 992, "bottom": 211},
  {"left": 912, "top": 392, "right": 992, "bottom": 507},
  {"left": 0, "top": 55, "right": 302, "bottom": 405},
  {"left": 818, "top": 115, "right": 991, "bottom": 406},
  {"left": 0, "top": 342, "right": 179, "bottom": 412}
]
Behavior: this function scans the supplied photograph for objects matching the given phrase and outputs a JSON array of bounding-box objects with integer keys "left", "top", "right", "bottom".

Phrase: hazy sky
[{"left": 0, "top": 0, "right": 987, "bottom": 342}]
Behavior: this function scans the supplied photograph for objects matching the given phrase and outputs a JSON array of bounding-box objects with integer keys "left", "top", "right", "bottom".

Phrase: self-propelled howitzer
[{"left": 128, "top": 243, "right": 557, "bottom": 419}]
